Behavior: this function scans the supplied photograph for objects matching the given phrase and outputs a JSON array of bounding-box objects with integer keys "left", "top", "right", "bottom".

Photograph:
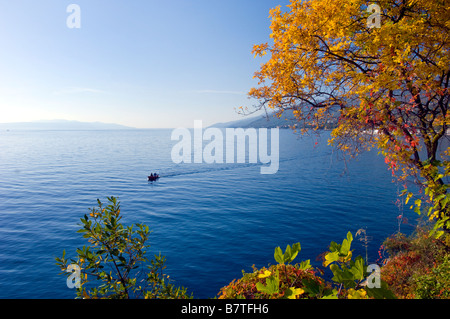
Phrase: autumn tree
[{"left": 248, "top": 0, "right": 450, "bottom": 231}]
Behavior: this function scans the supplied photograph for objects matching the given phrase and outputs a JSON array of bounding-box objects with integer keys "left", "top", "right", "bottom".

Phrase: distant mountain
[
  {"left": 210, "top": 111, "right": 293, "bottom": 129},
  {"left": 210, "top": 110, "right": 301, "bottom": 129},
  {"left": 0, "top": 120, "right": 135, "bottom": 131},
  {"left": 211, "top": 109, "right": 339, "bottom": 129}
]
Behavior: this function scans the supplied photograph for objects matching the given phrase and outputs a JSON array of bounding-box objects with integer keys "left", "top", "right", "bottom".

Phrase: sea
[{"left": 0, "top": 128, "right": 418, "bottom": 299}]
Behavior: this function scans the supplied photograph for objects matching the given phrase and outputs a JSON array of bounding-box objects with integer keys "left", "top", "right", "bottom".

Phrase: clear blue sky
[{"left": 0, "top": 0, "right": 290, "bottom": 128}]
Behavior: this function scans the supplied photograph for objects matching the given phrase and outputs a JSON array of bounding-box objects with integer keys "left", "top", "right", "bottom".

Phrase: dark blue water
[{"left": 0, "top": 129, "right": 417, "bottom": 298}]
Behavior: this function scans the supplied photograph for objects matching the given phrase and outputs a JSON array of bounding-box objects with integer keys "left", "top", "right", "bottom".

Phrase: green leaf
[
  {"left": 321, "top": 289, "right": 339, "bottom": 299},
  {"left": 288, "top": 242, "right": 301, "bottom": 264},
  {"left": 274, "top": 247, "right": 284, "bottom": 264},
  {"left": 284, "top": 245, "right": 292, "bottom": 263},
  {"left": 329, "top": 241, "right": 340, "bottom": 252},
  {"left": 329, "top": 264, "right": 342, "bottom": 281},
  {"left": 302, "top": 278, "right": 320, "bottom": 296},
  {"left": 340, "top": 232, "right": 353, "bottom": 256},
  {"left": 256, "top": 274, "right": 280, "bottom": 295},
  {"left": 350, "top": 257, "right": 365, "bottom": 280},
  {"left": 266, "top": 276, "right": 279, "bottom": 294},
  {"left": 255, "top": 282, "right": 268, "bottom": 294},
  {"left": 365, "top": 281, "right": 397, "bottom": 299},
  {"left": 274, "top": 243, "right": 301, "bottom": 264},
  {"left": 330, "top": 264, "right": 356, "bottom": 287},
  {"left": 324, "top": 251, "right": 340, "bottom": 267},
  {"left": 256, "top": 271, "right": 280, "bottom": 295},
  {"left": 299, "top": 259, "right": 311, "bottom": 270}
]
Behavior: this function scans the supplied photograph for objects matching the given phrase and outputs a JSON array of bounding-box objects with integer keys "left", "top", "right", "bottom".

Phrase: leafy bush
[
  {"left": 219, "top": 233, "right": 396, "bottom": 299},
  {"left": 55, "top": 196, "right": 192, "bottom": 299},
  {"left": 383, "top": 232, "right": 412, "bottom": 256},
  {"left": 322, "top": 232, "right": 395, "bottom": 299},
  {"left": 218, "top": 243, "right": 331, "bottom": 299},
  {"left": 381, "top": 250, "right": 423, "bottom": 298},
  {"left": 380, "top": 227, "right": 450, "bottom": 299},
  {"left": 218, "top": 263, "right": 330, "bottom": 299},
  {"left": 414, "top": 255, "right": 450, "bottom": 299}
]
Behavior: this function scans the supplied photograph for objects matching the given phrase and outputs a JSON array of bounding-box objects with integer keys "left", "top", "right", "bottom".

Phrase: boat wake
[{"left": 151, "top": 153, "right": 325, "bottom": 180}]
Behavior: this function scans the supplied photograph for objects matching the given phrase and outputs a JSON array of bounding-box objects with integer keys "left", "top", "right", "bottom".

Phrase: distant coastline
[{"left": 0, "top": 120, "right": 135, "bottom": 131}]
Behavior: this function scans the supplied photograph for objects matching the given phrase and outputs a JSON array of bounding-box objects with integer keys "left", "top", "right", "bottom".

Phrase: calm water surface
[{"left": 0, "top": 129, "right": 416, "bottom": 298}]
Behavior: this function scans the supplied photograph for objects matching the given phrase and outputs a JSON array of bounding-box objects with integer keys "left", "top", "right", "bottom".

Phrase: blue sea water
[{"left": 0, "top": 129, "right": 417, "bottom": 299}]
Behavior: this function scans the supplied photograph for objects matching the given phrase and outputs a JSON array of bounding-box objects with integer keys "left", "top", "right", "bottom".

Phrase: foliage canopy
[{"left": 248, "top": 0, "right": 450, "bottom": 229}]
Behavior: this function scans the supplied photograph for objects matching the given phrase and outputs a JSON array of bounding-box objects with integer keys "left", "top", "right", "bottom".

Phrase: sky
[{"left": 0, "top": 0, "right": 290, "bottom": 128}]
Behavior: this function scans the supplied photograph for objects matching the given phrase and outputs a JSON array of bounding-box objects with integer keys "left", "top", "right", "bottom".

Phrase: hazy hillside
[
  {"left": 210, "top": 110, "right": 300, "bottom": 129},
  {"left": 211, "top": 109, "right": 339, "bottom": 129}
]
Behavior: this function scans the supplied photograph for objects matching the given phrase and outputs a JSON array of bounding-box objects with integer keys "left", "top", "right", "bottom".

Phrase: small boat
[{"left": 148, "top": 174, "right": 160, "bottom": 182}]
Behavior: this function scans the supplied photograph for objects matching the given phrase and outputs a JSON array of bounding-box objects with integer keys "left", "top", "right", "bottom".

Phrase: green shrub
[
  {"left": 381, "top": 250, "right": 422, "bottom": 298},
  {"left": 218, "top": 263, "right": 331, "bottom": 299},
  {"left": 380, "top": 226, "right": 450, "bottom": 299},
  {"left": 218, "top": 243, "right": 333, "bottom": 299},
  {"left": 323, "top": 232, "right": 395, "bottom": 299},
  {"left": 383, "top": 232, "right": 412, "bottom": 256},
  {"left": 414, "top": 255, "right": 450, "bottom": 299},
  {"left": 55, "top": 196, "right": 192, "bottom": 299},
  {"left": 219, "top": 233, "right": 396, "bottom": 299}
]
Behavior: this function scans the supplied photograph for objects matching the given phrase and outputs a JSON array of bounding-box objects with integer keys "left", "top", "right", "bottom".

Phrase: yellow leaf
[
  {"left": 343, "top": 250, "right": 353, "bottom": 263},
  {"left": 258, "top": 270, "right": 272, "bottom": 279},
  {"left": 287, "top": 287, "right": 305, "bottom": 299},
  {"left": 405, "top": 193, "right": 413, "bottom": 205},
  {"left": 347, "top": 288, "right": 367, "bottom": 299}
]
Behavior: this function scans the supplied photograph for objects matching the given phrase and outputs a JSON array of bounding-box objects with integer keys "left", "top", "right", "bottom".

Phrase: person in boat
[{"left": 150, "top": 173, "right": 154, "bottom": 178}]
